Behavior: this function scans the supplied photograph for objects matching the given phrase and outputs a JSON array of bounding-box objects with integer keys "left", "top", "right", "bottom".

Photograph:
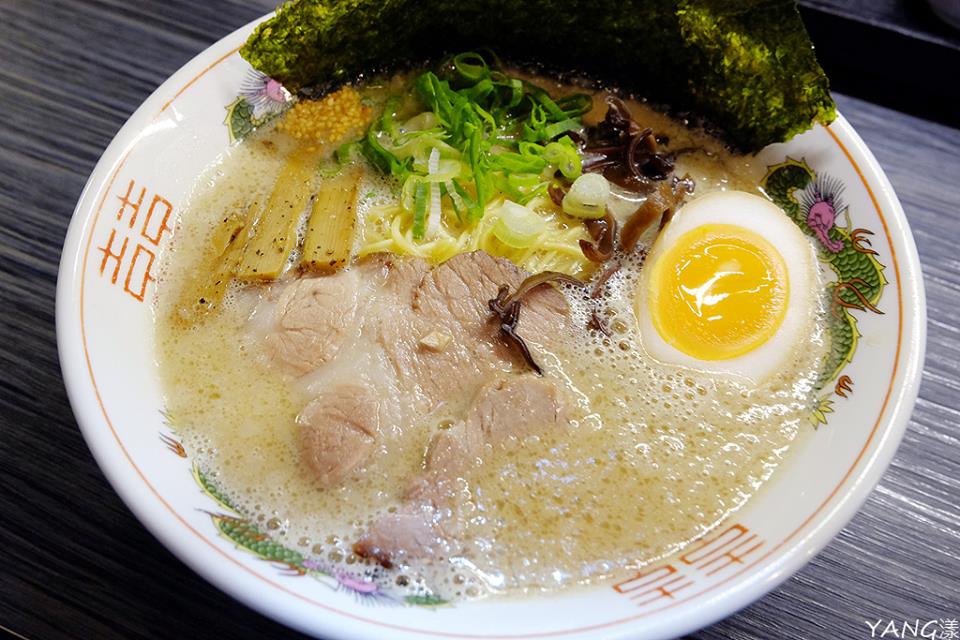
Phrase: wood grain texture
[
  {"left": 801, "top": 0, "right": 960, "bottom": 47},
  {"left": 798, "top": 0, "right": 960, "bottom": 127},
  {"left": 0, "top": 1, "right": 957, "bottom": 639}
]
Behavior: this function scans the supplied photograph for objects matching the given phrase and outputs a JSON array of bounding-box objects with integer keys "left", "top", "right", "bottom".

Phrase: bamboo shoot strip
[
  {"left": 237, "top": 149, "right": 318, "bottom": 280},
  {"left": 301, "top": 169, "right": 361, "bottom": 273},
  {"left": 173, "top": 198, "right": 262, "bottom": 325}
]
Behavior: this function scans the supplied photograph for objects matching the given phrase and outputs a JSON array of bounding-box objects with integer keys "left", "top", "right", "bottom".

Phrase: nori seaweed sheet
[{"left": 240, "top": 0, "right": 836, "bottom": 151}]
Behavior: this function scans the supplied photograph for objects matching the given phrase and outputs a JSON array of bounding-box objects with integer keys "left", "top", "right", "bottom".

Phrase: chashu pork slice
[
  {"left": 259, "top": 269, "right": 361, "bottom": 375},
  {"left": 253, "top": 250, "right": 573, "bottom": 490},
  {"left": 379, "top": 251, "right": 570, "bottom": 414},
  {"left": 354, "top": 376, "right": 570, "bottom": 566}
]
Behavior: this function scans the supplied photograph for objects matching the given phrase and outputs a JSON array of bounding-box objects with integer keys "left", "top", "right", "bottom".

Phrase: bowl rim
[{"left": 55, "top": 13, "right": 927, "bottom": 640}]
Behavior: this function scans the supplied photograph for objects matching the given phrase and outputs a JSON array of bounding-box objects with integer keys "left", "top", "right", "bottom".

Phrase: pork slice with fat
[
  {"left": 296, "top": 255, "right": 431, "bottom": 485},
  {"left": 359, "top": 252, "right": 432, "bottom": 304},
  {"left": 298, "top": 382, "right": 383, "bottom": 487},
  {"left": 413, "top": 251, "right": 568, "bottom": 342},
  {"left": 251, "top": 251, "right": 575, "bottom": 496},
  {"left": 261, "top": 270, "right": 360, "bottom": 375},
  {"left": 413, "top": 376, "right": 569, "bottom": 501},
  {"left": 355, "top": 376, "right": 570, "bottom": 565},
  {"left": 390, "top": 251, "right": 571, "bottom": 412}
]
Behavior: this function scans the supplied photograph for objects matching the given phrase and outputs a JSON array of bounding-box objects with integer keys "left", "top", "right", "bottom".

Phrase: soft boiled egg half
[{"left": 636, "top": 190, "right": 819, "bottom": 383}]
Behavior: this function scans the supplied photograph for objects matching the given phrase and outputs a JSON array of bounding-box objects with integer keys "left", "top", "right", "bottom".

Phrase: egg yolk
[{"left": 648, "top": 223, "right": 788, "bottom": 361}]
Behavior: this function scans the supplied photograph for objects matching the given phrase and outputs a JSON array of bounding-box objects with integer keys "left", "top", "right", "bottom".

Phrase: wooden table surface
[{"left": 1, "top": 1, "right": 957, "bottom": 638}]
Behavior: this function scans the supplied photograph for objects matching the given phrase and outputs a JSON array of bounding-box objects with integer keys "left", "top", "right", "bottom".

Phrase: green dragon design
[
  {"left": 223, "top": 70, "right": 293, "bottom": 143},
  {"left": 210, "top": 512, "right": 309, "bottom": 573},
  {"left": 223, "top": 97, "right": 289, "bottom": 143},
  {"left": 223, "top": 98, "right": 258, "bottom": 143},
  {"left": 761, "top": 159, "right": 887, "bottom": 424},
  {"left": 172, "top": 401, "right": 449, "bottom": 602},
  {"left": 189, "top": 461, "right": 447, "bottom": 606}
]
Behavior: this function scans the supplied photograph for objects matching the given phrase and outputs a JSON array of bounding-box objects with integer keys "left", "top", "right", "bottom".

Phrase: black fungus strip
[
  {"left": 579, "top": 210, "right": 618, "bottom": 263},
  {"left": 488, "top": 273, "right": 585, "bottom": 374}
]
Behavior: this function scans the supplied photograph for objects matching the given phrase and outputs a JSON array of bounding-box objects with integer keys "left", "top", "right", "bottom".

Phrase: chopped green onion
[
  {"left": 360, "top": 107, "right": 412, "bottom": 178},
  {"left": 503, "top": 172, "right": 548, "bottom": 204},
  {"left": 440, "top": 181, "right": 463, "bottom": 223},
  {"left": 494, "top": 152, "right": 548, "bottom": 174},
  {"left": 418, "top": 157, "right": 462, "bottom": 182},
  {"left": 412, "top": 180, "right": 428, "bottom": 239},
  {"left": 357, "top": 52, "right": 593, "bottom": 228},
  {"left": 543, "top": 118, "right": 581, "bottom": 141},
  {"left": 493, "top": 200, "right": 547, "bottom": 249},
  {"left": 563, "top": 173, "right": 610, "bottom": 219},
  {"left": 449, "top": 178, "right": 482, "bottom": 221},
  {"left": 556, "top": 94, "right": 593, "bottom": 117},
  {"left": 426, "top": 147, "right": 442, "bottom": 237},
  {"left": 453, "top": 52, "right": 489, "bottom": 82},
  {"left": 381, "top": 96, "right": 402, "bottom": 137},
  {"left": 530, "top": 87, "right": 566, "bottom": 120},
  {"left": 335, "top": 142, "right": 358, "bottom": 164},
  {"left": 401, "top": 111, "right": 439, "bottom": 132},
  {"left": 543, "top": 137, "right": 582, "bottom": 180}
]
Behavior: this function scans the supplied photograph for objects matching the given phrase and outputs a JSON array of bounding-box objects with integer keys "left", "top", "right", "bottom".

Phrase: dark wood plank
[
  {"left": 1, "top": 2, "right": 957, "bottom": 639},
  {"left": 798, "top": 0, "right": 960, "bottom": 127},
  {"left": 801, "top": 0, "right": 960, "bottom": 48}
]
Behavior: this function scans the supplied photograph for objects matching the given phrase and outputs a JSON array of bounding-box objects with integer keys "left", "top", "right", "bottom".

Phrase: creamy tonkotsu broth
[{"left": 156, "top": 66, "right": 828, "bottom": 601}]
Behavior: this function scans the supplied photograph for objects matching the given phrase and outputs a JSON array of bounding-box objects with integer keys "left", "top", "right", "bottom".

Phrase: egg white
[{"left": 635, "top": 190, "right": 820, "bottom": 384}]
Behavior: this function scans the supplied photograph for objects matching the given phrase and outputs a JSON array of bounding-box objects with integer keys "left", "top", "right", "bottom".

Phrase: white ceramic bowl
[{"left": 56, "top": 15, "right": 926, "bottom": 640}]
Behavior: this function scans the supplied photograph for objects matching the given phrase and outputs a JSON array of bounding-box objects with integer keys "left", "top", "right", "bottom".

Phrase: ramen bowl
[{"left": 56, "top": 15, "right": 926, "bottom": 640}]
